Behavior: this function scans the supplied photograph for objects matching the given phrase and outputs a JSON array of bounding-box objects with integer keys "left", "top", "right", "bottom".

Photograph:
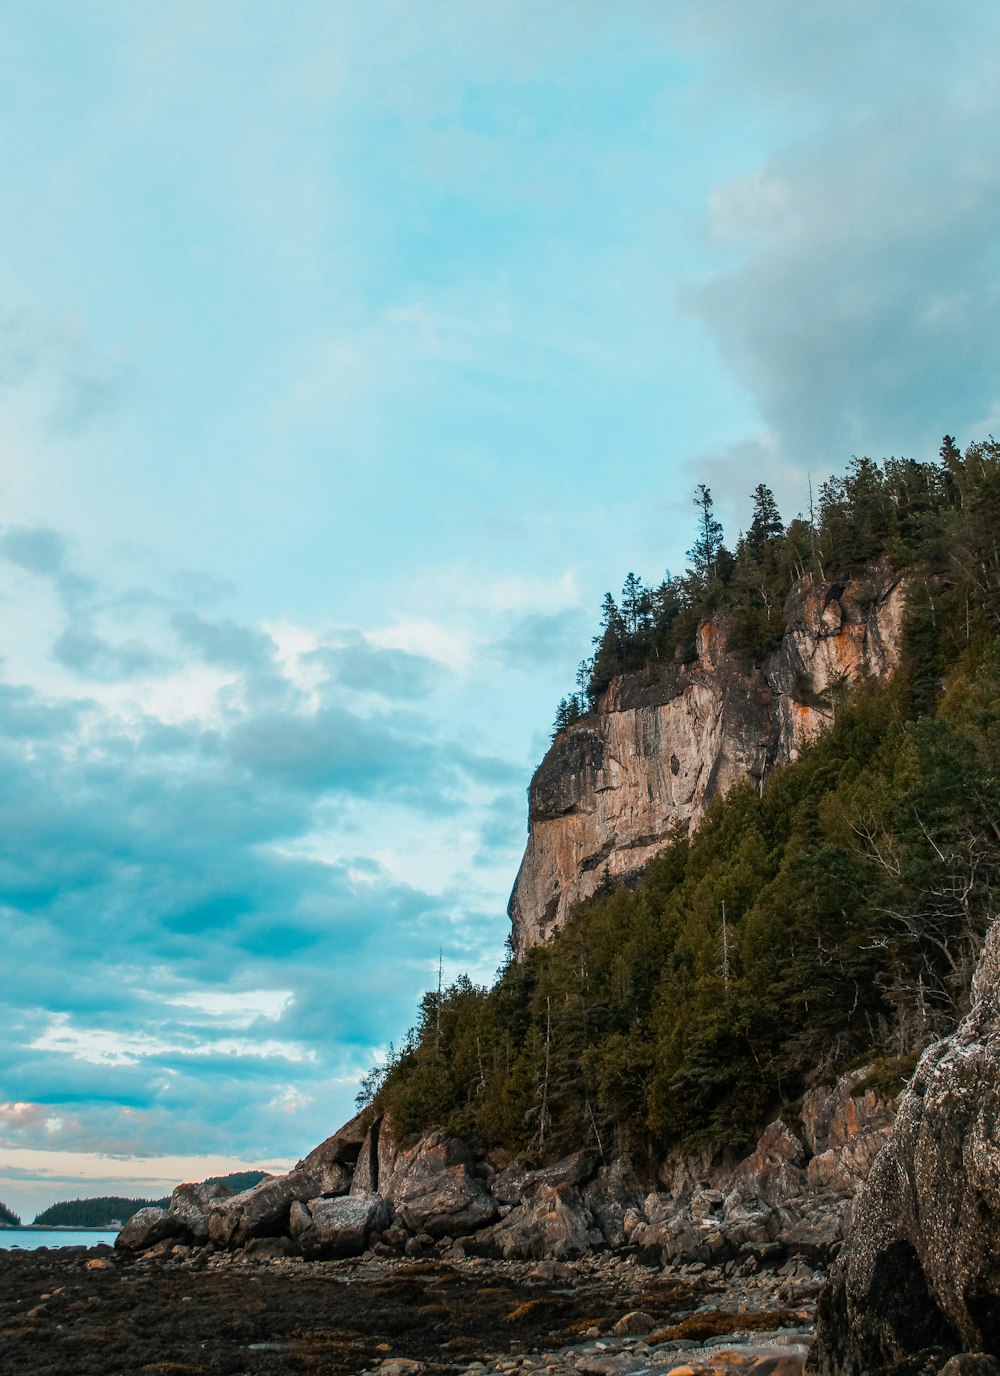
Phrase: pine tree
[
  {"left": 746, "top": 484, "right": 783, "bottom": 559},
  {"left": 687, "top": 484, "right": 725, "bottom": 584}
]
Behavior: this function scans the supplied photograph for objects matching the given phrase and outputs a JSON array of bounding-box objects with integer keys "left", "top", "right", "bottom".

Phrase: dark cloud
[
  {"left": 172, "top": 611, "right": 276, "bottom": 672},
  {"left": 311, "top": 633, "right": 440, "bottom": 700},
  {"left": 682, "top": 6, "right": 1000, "bottom": 467},
  {"left": 0, "top": 525, "right": 68, "bottom": 575},
  {"left": 52, "top": 623, "right": 168, "bottom": 680}
]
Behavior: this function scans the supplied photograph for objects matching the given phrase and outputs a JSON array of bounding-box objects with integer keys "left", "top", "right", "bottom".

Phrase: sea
[{"left": 0, "top": 1229, "right": 119, "bottom": 1250}]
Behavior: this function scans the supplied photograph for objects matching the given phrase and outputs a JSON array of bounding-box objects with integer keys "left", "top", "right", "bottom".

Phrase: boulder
[
  {"left": 801, "top": 1070, "right": 896, "bottom": 1196},
  {"left": 295, "top": 1107, "right": 371, "bottom": 1189},
  {"left": 115, "top": 1207, "right": 186, "bottom": 1252},
  {"left": 168, "top": 1180, "right": 233, "bottom": 1244},
  {"left": 291, "top": 1193, "right": 392, "bottom": 1258},
  {"left": 581, "top": 1156, "right": 642, "bottom": 1247},
  {"left": 207, "top": 1114, "right": 368, "bottom": 1249},
  {"left": 732, "top": 1121, "right": 808, "bottom": 1208},
  {"left": 383, "top": 1130, "right": 497, "bottom": 1238},
  {"left": 208, "top": 1159, "right": 350, "bottom": 1249},
  {"left": 474, "top": 1182, "right": 596, "bottom": 1260},
  {"left": 490, "top": 1149, "right": 598, "bottom": 1206},
  {"left": 810, "top": 918, "right": 1000, "bottom": 1375},
  {"left": 349, "top": 1115, "right": 383, "bottom": 1195}
]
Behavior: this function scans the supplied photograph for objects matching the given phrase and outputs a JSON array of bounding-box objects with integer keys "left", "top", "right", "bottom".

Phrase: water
[{"left": 0, "top": 1229, "right": 118, "bottom": 1250}]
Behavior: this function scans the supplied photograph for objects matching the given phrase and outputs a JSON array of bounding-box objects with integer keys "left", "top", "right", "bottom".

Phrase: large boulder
[
  {"left": 290, "top": 1193, "right": 392, "bottom": 1258},
  {"left": 167, "top": 1180, "right": 234, "bottom": 1244},
  {"left": 474, "top": 1183, "right": 598, "bottom": 1260},
  {"left": 116, "top": 1206, "right": 186, "bottom": 1252},
  {"left": 296, "top": 1107, "right": 371, "bottom": 1187},
  {"left": 810, "top": 919, "right": 1000, "bottom": 1375},
  {"left": 730, "top": 1120, "right": 808, "bottom": 1208},
  {"left": 581, "top": 1156, "right": 642, "bottom": 1248},
  {"left": 491, "top": 1149, "right": 598, "bottom": 1206},
  {"left": 383, "top": 1130, "right": 498, "bottom": 1238},
  {"left": 208, "top": 1110, "right": 370, "bottom": 1249}
]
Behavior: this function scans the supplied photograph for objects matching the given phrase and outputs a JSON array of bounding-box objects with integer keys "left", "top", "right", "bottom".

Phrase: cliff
[{"left": 509, "top": 568, "right": 906, "bottom": 956}]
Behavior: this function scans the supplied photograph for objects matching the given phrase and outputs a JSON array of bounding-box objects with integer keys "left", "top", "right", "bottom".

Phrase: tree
[
  {"left": 687, "top": 484, "right": 725, "bottom": 584},
  {"left": 746, "top": 484, "right": 783, "bottom": 559}
]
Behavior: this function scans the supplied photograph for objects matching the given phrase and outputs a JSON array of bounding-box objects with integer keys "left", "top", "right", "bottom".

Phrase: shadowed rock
[
  {"left": 115, "top": 1206, "right": 186, "bottom": 1251},
  {"left": 810, "top": 919, "right": 1000, "bottom": 1375}
]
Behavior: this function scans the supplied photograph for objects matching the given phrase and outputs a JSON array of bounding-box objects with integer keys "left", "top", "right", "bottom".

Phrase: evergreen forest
[
  {"left": 365, "top": 438, "right": 1000, "bottom": 1164},
  {"left": 0, "top": 1200, "right": 21, "bottom": 1227}
]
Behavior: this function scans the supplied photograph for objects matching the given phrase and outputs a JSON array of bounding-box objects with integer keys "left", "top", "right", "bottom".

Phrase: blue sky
[{"left": 2, "top": 0, "right": 1000, "bottom": 1220}]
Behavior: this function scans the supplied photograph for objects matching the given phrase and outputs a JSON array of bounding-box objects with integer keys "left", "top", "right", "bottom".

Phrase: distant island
[
  {"left": 0, "top": 1172, "right": 271, "bottom": 1231},
  {"left": 31, "top": 1173, "right": 270, "bottom": 1228}
]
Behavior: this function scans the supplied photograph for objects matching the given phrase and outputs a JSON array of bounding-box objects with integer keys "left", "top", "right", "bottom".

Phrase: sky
[{"left": 2, "top": 0, "right": 1000, "bottom": 1222}]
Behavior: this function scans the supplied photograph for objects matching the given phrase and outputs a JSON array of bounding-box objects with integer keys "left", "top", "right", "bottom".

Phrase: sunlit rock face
[{"left": 508, "top": 570, "right": 906, "bottom": 957}]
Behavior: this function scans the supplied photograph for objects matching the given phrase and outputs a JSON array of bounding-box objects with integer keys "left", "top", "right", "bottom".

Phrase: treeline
[
  {"left": 553, "top": 436, "right": 991, "bottom": 733},
  {"left": 34, "top": 1196, "right": 169, "bottom": 1227},
  {"left": 368, "top": 438, "right": 1000, "bottom": 1162},
  {"left": 0, "top": 1200, "right": 21, "bottom": 1228}
]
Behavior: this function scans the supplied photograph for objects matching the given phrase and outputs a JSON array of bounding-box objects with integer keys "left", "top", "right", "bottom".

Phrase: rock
[
  {"left": 581, "top": 1156, "right": 642, "bottom": 1248},
  {"left": 115, "top": 1207, "right": 186, "bottom": 1252},
  {"left": 383, "top": 1130, "right": 497, "bottom": 1238},
  {"left": 731, "top": 1122, "right": 808, "bottom": 1208},
  {"left": 168, "top": 1180, "right": 234, "bottom": 1244},
  {"left": 474, "top": 1182, "right": 595, "bottom": 1260},
  {"left": 208, "top": 1114, "right": 367, "bottom": 1250},
  {"left": 937, "top": 1359, "right": 1000, "bottom": 1376},
  {"left": 208, "top": 1162, "right": 350, "bottom": 1249},
  {"left": 527, "top": 1259, "right": 574, "bottom": 1281},
  {"left": 349, "top": 1115, "right": 383, "bottom": 1195},
  {"left": 292, "top": 1193, "right": 393, "bottom": 1258},
  {"left": 612, "top": 1309, "right": 654, "bottom": 1335},
  {"left": 810, "top": 918, "right": 1000, "bottom": 1375},
  {"left": 508, "top": 570, "right": 905, "bottom": 954},
  {"left": 295, "top": 1106, "right": 371, "bottom": 1187},
  {"left": 491, "top": 1149, "right": 598, "bottom": 1205},
  {"left": 242, "top": 1235, "right": 296, "bottom": 1259},
  {"left": 801, "top": 1070, "right": 896, "bottom": 1195}
]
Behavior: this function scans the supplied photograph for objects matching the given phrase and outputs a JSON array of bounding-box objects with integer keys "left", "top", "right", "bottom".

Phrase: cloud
[
  {"left": 0, "top": 525, "right": 68, "bottom": 576},
  {"left": 488, "top": 608, "right": 590, "bottom": 673},
  {"left": 311, "top": 632, "right": 441, "bottom": 701},
  {"left": 682, "top": 6, "right": 1000, "bottom": 468},
  {"left": 0, "top": 522, "right": 525, "bottom": 1185},
  {"left": 52, "top": 623, "right": 169, "bottom": 680},
  {"left": 0, "top": 309, "right": 133, "bottom": 436}
]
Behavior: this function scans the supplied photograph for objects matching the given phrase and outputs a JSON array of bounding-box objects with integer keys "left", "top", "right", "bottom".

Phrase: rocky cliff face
[
  {"left": 808, "top": 918, "right": 1000, "bottom": 1376},
  {"left": 509, "top": 569, "right": 906, "bottom": 956}
]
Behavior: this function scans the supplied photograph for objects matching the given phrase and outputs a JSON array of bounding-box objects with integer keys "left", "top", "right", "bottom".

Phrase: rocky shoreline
[
  {"left": 99, "top": 913, "right": 1000, "bottom": 1376},
  {"left": 0, "top": 1242, "right": 819, "bottom": 1376}
]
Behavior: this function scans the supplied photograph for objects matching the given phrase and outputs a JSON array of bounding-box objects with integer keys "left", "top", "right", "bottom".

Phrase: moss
[
  {"left": 647, "top": 1308, "right": 800, "bottom": 1343},
  {"left": 779, "top": 1097, "right": 804, "bottom": 1134},
  {"left": 849, "top": 1053, "right": 920, "bottom": 1099}
]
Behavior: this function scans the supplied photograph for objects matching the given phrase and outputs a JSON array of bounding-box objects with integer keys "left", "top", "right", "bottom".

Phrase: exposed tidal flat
[{"left": 0, "top": 1244, "right": 817, "bottom": 1376}]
